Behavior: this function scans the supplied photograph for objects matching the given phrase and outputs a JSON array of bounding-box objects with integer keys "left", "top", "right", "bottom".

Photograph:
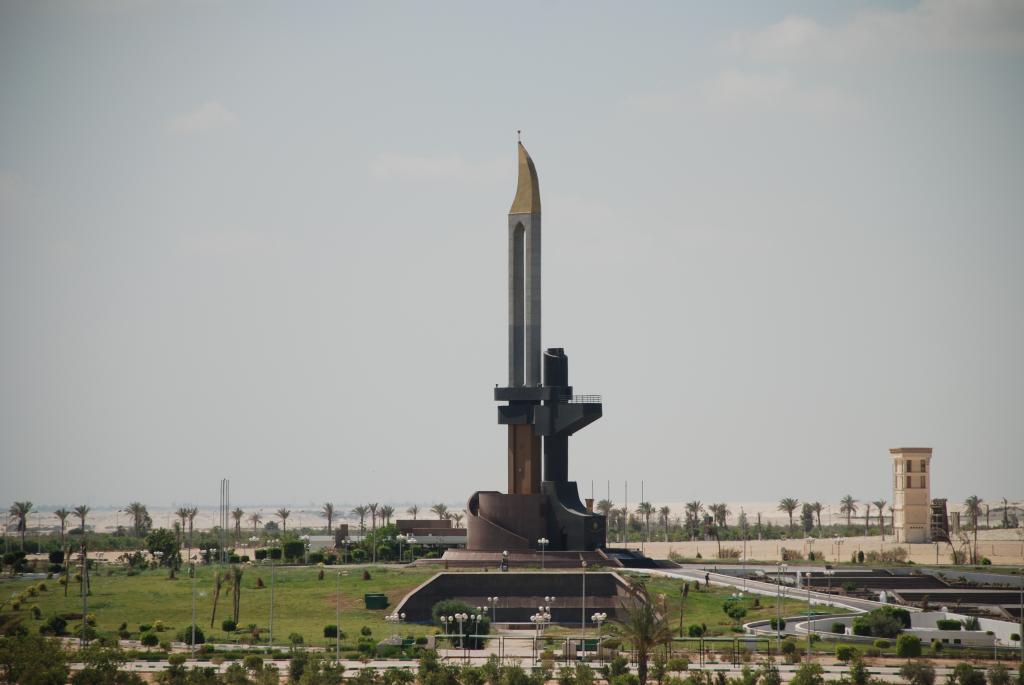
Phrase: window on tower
[
  {"left": 906, "top": 476, "right": 912, "bottom": 489},
  {"left": 921, "top": 459, "right": 927, "bottom": 472},
  {"left": 920, "top": 476, "right": 926, "bottom": 488},
  {"left": 907, "top": 461, "right": 913, "bottom": 473}
]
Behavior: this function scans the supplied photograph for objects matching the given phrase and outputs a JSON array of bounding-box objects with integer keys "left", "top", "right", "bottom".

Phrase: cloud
[
  {"left": 702, "top": 70, "right": 860, "bottom": 116},
  {"left": 168, "top": 102, "right": 238, "bottom": 134},
  {"left": 729, "top": 0, "right": 1024, "bottom": 61},
  {"left": 623, "top": 70, "right": 860, "bottom": 118},
  {"left": 369, "top": 153, "right": 504, "bottom": 184}
]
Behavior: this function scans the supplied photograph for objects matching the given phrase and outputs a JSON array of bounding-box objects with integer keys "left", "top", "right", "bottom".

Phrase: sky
[{"left": 1, "top": 1, "right": 1022, "bottom": 512}]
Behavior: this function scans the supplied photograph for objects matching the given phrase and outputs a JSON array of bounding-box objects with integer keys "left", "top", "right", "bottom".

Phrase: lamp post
[
  {"left": 269, "top": 538, "right": 279, "bottom": 646},
  {"left": 302, "top": 534, "right": 310, "bottom": 565},
  {"left": 407, "top": 536, "right": 417, "bottom": 562},
  {"left": 487, "top": 596, "right": 499, "bottom": 623},
  {"left": 538, "top": 537, "right": 549, "bottom": 570},
  {"left": 806, "top": 568, "right": 813, "bottom": 660},
  {"left": 343, "top": 537, "right": 351, "bottom": 564},
  {"left": 581, "top": 560, "right": 588, "bottom": 638},
  {"left": 397, "top": 534, "right": 406, "bottom": 563},
  {"left": 775, "top": 562, "right": 788, "bottom": 645},
  {"left": 591, "top": 612, "right": 607, "bottom": 664},
  {"left": 834, "top": 536, "right": 844, "bottom": 563},
  {"left": 190, "top": 555, "right": 198, "bottom": 658}
]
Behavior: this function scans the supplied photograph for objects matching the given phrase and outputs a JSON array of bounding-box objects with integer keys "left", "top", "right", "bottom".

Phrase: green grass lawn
[
  {"left": 628, "top": 574, "right": 848, "bottom": 637},
  {"left": 1, "top": 564, "right": 437, "bottom": 648}
]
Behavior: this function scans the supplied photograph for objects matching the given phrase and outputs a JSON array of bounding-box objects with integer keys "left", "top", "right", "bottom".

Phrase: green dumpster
[{"left": 364, "top": 593, "right": 389, "bottom": 610}]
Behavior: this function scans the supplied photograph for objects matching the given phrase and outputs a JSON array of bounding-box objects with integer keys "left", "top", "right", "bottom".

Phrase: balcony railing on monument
[{"left": 559, "top": 394, "right": 602, "bottom": 404}]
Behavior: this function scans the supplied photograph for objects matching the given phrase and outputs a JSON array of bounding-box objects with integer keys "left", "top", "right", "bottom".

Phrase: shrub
[
  {"left": 848, "top": 656, "right": 869, "bottom": 685},
  {"left": 139, "top": 623, "right": 152, "bottom": 632},
  {"left": 141, "top": 632, "right": 159, "bottom": 647},
  {"left": 895, "top": 634, "right": 921, "bottom": 657},
  {"left": 666, "top": 658, "right": 689, "bottom": 672},
  {"left": 863, "top": 646, "right": 881, "bottom": 657},
  {"left": 842, "top": 581, "right": 857, "bottom": 593},
  {"left": 48, "top": 551, "right": 65, "bottom": 564},
  {"left": 722, "top": 598, "right": 747, "bottom": 621},
  {"left": 324, "top": 624, "right": 340, "bottom": 638},
  {"left": 961, "top": 616, "right": 981, "bottom": 630},
  {"left": 243, "top": 655, "right": 263, "bottom": 672},
  {"left": 179, "top": 624, "right": 205, "bottom": 645},
  {"left": 780, "top": 640, "right": 797, "bottom": 657},
  {"left": 268, "top": 547, "right": 282, "bottom": 560},
  {"left": 254, "top": 548, "right": 268, "bottom": 561},
  {"left": 288, "top": 632, "right": 304, "bottom": 644},
  {"left": 222, "top": 619, "right": 237, "bottom": 632},
  {"left": 308, "top": 552, "right": 325, "bottom": 564},
  {"left": 361, "top": 625, "right": 373, "bottom": 636},
  {"left": 985, "top": 664, "right": 1010, "bottom": 685},
  {"left": 154, "top": 620, "right": 165, "bottom": 632},
  {"left": 852, "top": 606, "right": 910, "bottom": 638},
  {"left": 835, "top": 645, "right": 859, "bottom": 662},
  {"left": 936, "top": 619, "right": 962, "bottom": 630},
  {"left": 899, "top": 661, "right": 935, "bottom": 685},
  {"left": 30, "top": 606, "right": 41, "bottom": 620},
  {"left": 40, "top": 615, "right": 68, "bottom": 636},
  {"left": 831, "top": 622, "right": 845, "bottom": 634},
  {"left": 283, "top": 541, "right": 305, "bottom": 561},
  {"left": 949, "top": 663, "right": 985, "bottom": 685},
  {"left": 768, "top": 618, "right": 785, "bottom": 630},
  {"left": 687, "top": 624, "right": 704, "bottom": 637},
  {"left": 1009, "top": 632, "right": 1020, "bottom": 642},
  {"left": 872, "top": 639, "right": 890, "bottom": 649},
  {"left": 857, "top": 550, "right": 865, "bottom": 563},
  {"left": 790, "top": 662, "right": 824, "bottom": 685}
]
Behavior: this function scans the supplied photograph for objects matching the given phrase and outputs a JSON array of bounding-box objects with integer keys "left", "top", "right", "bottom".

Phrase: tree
[
  {"left": 790, "top": 663, "right": 825, "bottom": 685},
  {"left": 430, "top": 503, "right": 449, "bottom": 521},
  {"left": 145, "top": 528, "right": 180, "bottom": 573},
  {"left": 276, "top": 508, "right": 291, "bottom": 532},
  {"left": 175, "top": 507, "right": 190, "bottom": 546},
  {"left": 367, "top": 503, "right": 379, "bottom": 536},
  {"left": 352, "top": 505, "right": 369, "bottom": 533},
  {"left": 380, "top": 505, "right": 395, "bottom": 526},
  {"left": 185, "top": 507, "right": 199, "bottom": 555},
  {"left": 684, "top": 501, "right": 703, "bottom": 540},
  {"left": 124, "top": 502, "right": 151, "bottom": 537},
  {"left": 659, "top": 506, "right": 671, "bottom": 541},
  {"left": 231, "top": 508, "right": 244, "bottom": 542},
  {"left": 840, "top": 495, "right": 858, "bottom": 528},
  {"left": 8, "top": 501, "right": 33, "bottom": 550},
  {"left": 619, "top": 582, "right": 672, "bottom": 685},
  {"left": 863, "top": 502, "right": 872, "bottom": 535},
  {"left": 777, "top": 499, "right": 799, "bottom": 532},
  {"left": 321, "top": 503, "right": 335, "bottom": 534},
  {"left": 709, "top": 503, "right": 731, "bottom": 529},
  {"left": 406, "top": 504, "right": 420, "bottom": 520},
  {"left": 899, "top": 661, "right": 936, "bottom": 685},
  {"left": 54, "top": 508, "right": 70, "bottom": 548},
  {"left": 230, "top": 565, "right": 244, "bottom": 624},
  {"left": 873, "top": 500, "right": 887, "bottom": 540},
  {"left": 73, "top": 505, "right": 90, "bottom": 532},
  {"left": 800, "top": 503, "right": 814, "bottom": 533},
  {"left": 248, "top": 511, "right": 262, "bottom": 534},
  {"left": 964, "top": 495, "right": 983, "bottom": 563},
  {"left": 0, "top": 633, "right": 69, "bottom": 685},
  {"left": 636, "top": 502, "right": 654, "bottom": 541},
  {"left": 810, "top": 502, "right": 823, "bottom": 531},
  {"left": 210, "top": 570, "right": 226, "bottom": 628}
]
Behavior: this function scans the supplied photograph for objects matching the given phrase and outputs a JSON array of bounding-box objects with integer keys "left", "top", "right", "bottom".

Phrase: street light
[
  {"left": 268, "top": 538, "right": 279, "bottom": 646},
  {"left": 487, "top": 596, "right": 499, "bottom": 623},
  {"left": 834, "top": 536, "right": 844, "bottom": 563},
  {"left": 302, "top": 535, "right": 310, "bottom": 565},
  {"left": 581, "top": 560, "right": 588, "bottom": 637},
  {"left": 190, "top": 555, "right": 198, "bottom": 658},
  {"left": 538, "top": 537, "right": 549, "bottom": 570},
  {"left": 407, "top": 537, "right": 417, "bottom": 562},
  {"left": 591, "top": 612, "right": 607, "bottom": 662},
  {"left": 343, "top": 537, "right": 352, "bottom": 564},
  {"left": 775, "top": 562, "right": 788, "bottom": 643}
]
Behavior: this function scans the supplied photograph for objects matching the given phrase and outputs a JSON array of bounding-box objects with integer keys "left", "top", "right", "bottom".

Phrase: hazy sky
[{"left": 2, "top": 1, "right": 1022, "bottom": 511}]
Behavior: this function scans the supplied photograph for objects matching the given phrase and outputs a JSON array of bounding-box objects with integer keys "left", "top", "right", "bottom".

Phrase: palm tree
[
  {"left": 248, "top": 511, "right": 263, "bottom": 534},
  {"left": 54, "top": 508, "right": 70, "bottom": 548},
  {"left": 231, "top": 508, "right": 244, "bottom": 542},
  {"left": 620, "top": 581, "right": 672, "bottom": 685},
  {"left": 352, "top": 505, "right": 369, "bottom": 533},
  {"left": 186, "top": 507, "right": 198, "bottom": 554},
  {"left": 684, "top": 501, "right": 704, "bottom": 540},
  {"left": 276, "top": 507, "right": 291, "bottom": 532},
  {"left": 636, "top": 502, "right": 654, "bottom": 541},
  {"left": 873, "top": 500, "right": 887, "bottom": 540},
  {"left": 777, "top": 498, "right": 799, "bottom": 532},
  {"left": 811, "top": 502, "right": 823, "bottom": 532},
  {"left": 367, "top": 502, "right": 379, "bottom": 532},
  {"left": 321, "top": 503, "right": 335, "bottom": 534},
  {"left": 380, "top": 505, "right": 395, "bottom": 526},
  {"left": 451, "top": 511, "right": 464, "bottom": 527},
  {"left": 840, "top": 495, "right": 858, "bottom": 528},
  {"left": 8, "top": 502, "right": 33, "bottom": 550},
  {"left": 964, "top": 495, "right": 983, "bottom": 564},
  {"left": 176, "top": 507, "right": 190, "bottom": 546},
  {"left": 73, "top": 505, "right": 90, "bottom": 532},
  {"left": 430, "top": 503, "right": 449, "bottom": 520},
  {"left": 124, "top": 501, "right": 149, "bottom": 537},
  {"left": 709, "top": 503, "right": 730, "bottom": 529},
  {"left": 406, "top": 504, "right": 420, "bottom": 520},
  {"left": 659, "top": 505, "right": 671, "bottom": 542}
]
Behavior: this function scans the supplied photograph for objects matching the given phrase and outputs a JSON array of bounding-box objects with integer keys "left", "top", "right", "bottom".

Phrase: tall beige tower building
[{"left": 891, "top": 447, "right": 932, "bottom": 543}]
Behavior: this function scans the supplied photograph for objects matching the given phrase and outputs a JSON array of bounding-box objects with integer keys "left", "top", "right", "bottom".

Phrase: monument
[{"left": 461, "top": 141, "right": 606, "bottom": 554}]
